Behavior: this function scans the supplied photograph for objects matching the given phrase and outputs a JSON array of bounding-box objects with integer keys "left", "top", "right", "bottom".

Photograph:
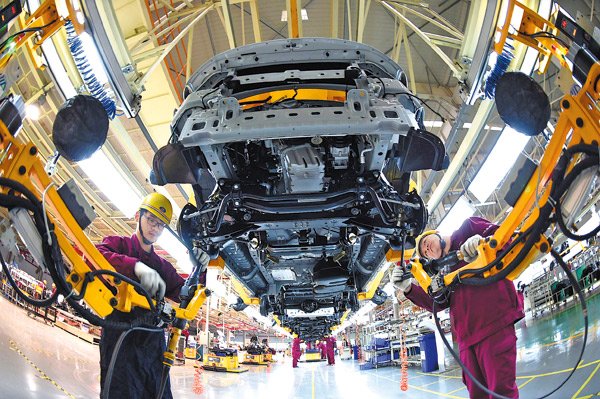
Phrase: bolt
[
  {"left": 358, "top": 194, "right": 366, "bottom": 200},
  {"left": 233, "top": 183, "right": 241, "bottom": 190},
  {"left": 113, "top": 277, "right": 121, "bottom": 285},
  {"left": 29, "top": 146, "right": 37, "bottom": 155},
  {"left": 576, "top": 118, "right": 584, "bottom": 128},
  {"left": 562, "top": 100, "right": 570, "bottom": 109},
  {"left": 208, "top": 221, "right": 214, "bottom": 227},
  {"left": 243, "top": 213, "right": 252, "bottom": 221},
  {"left": 489, "top": 239, "right": 497, "bottom": 249},
  {"left": 219, "top": 179, "right": 225, "bottom": 186},
  {"left": 110, "top": 298, "right": 118, "bottom": 307},
  {"left": 373, "top": 171, "right": 379, "bottom": 178},
  {"left": 234, "top": 200, "right": 241, "bottom": 207},
  {"left": 540, "top": 242, "right": 549, "bottom": 253},
  {"left": 71, "top": 274, "right": 80, "bottom": 283},
  {"left": 18, "top": 166, "right": 26, "bottom": 175},
  {"left": 357, "top": 177, "right": 364, "bottom": 183},
  {"left": 350, "top": 208, "right": 360, "bottom": 215}
]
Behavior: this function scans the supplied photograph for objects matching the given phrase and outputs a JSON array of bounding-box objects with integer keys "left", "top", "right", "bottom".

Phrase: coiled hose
[
  {"left": 399, "top": 300, "right": 409, "bottom": 391},
  {"left": 65, "top": 20, "right": 117, "bottom": 119},
  {"left": 484, "top": 43, "right": 515, "bottom": 99}
]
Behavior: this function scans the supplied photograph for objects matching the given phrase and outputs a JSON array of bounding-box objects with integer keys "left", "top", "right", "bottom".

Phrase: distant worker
[
  {"left": 292, "top": 337, "right": 301, "bottom": 368},
  {"left": 97, "top": 193, "right": 209, "bottom": 399},
  {"left": 393, "top": 217, "right": 524, "bottom": 399},
  {"left": 326, "top": 335, "right": 336, "bottom": 366},
  {"left": 318, "top": 339, "right": 326, "bottom": 359}
]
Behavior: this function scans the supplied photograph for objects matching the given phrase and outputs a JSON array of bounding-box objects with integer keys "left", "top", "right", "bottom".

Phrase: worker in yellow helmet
[
  {"left": 96, "top": 192, "right": 210, "bottom": 399},
  {"left": 392, "top": 217, "right": 524, "bottom": 398}
]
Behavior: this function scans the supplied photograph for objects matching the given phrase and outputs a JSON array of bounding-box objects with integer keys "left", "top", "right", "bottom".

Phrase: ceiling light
[
  {"left": 281, "top": 9, "right": 308, "bottom": 21},
  {"left": 26, "top": 104, "right": 41, "bottom": 120},
  {"left": 437, "top": 196, "right": 476, "bottom": 235},
  {"left": 468, "top": 126, "right": 530, "bottom": 203},
  {"left": 78, "top": 150, "right": 141, "bottom": 217},
  {"left": 156, "top": 231, "right": 193, "bottom": 274}
]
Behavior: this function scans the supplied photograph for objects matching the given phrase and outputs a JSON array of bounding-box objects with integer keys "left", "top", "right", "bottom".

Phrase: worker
[
  {"left": 96, "top": 193, "right": 210, "bottom": 399},
  {"left": 292, "top": 337, "right": 301, "bottom": 368},
  {"left": 326, "top": 335, "right": 336, "bottom": 366},
  {"left": 318, "top": 339, "right": 326, "bottom": 359},
  {"left": 393, "top": 217, "right": 524, "bottom": 399}
]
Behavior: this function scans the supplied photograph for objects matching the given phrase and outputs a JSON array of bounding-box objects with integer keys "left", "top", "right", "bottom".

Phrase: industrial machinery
[
  {"left": 393, "top": 2, "right": 600, "bottom": 398},
  {"left": 203, "top": 347, "right": 248, "bottom": 373},
  {"left": 0, "top": 1, "right": 597, "bottom": 398},
  {"left": 151, "top": 37, "right": 448, "bottom": 340}
]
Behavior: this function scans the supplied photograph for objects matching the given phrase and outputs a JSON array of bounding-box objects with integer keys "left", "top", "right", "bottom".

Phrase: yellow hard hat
[
  {"left": 140, "top": 193, "right": 172, "bottom": 225},
  {"left": 414, "top": 229, "right": 440, "bottom": 259}
]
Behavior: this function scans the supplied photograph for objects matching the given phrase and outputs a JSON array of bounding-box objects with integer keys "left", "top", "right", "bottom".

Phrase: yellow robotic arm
[{"left": 407, "top": 0, "right": 599, "bottom": 299}]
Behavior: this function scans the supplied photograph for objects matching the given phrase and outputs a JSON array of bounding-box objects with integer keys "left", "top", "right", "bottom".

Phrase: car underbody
[{"left": 152, "top": 38, "right": 448, "bottom": 339}]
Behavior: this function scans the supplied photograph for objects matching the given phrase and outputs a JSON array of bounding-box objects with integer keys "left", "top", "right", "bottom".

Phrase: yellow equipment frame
[{"left": 409, "top": 1, "right": 600, "bottom": 294}]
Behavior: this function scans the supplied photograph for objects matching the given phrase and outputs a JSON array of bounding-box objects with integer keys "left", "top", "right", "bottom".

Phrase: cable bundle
[
  {"left": 484, "top": 43, "right": 515, "bottom": 99},
  {"left": 64, "top": 20, "right": 117, "bottom": 119}
]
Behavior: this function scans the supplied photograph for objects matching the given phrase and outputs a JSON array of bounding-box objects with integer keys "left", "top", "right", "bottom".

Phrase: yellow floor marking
[
  {"left": 518, "top": 377, "right": 536, "bottom": 389},
  {"left": 9, "top": 340, "right": 76, "bottom": 399},
  {"left": 571, "top": 362, "right": 600, "bottom": 399},
  {"left": 446, "top": 386, "right": 468, "bottom": 395},
  {"left": 519, "top": 358, "right": 600, "bottom": 379},
  {"left": 407, "top": 384, "right": 469, "bottom": 399},
  {"left": 311, "top": 368, "right": 315, "bottom": 399},
  {"left": 542, "top": 325, "right": 600, "bottom": 347},
  {"left": 420, "top": 376, "right": 455, "bottom": 387},
  {"left": 366, "top": 369, "right": 468, "bottom": 399}
]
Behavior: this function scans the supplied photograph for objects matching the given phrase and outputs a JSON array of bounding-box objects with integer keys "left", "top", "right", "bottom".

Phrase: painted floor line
[{"left": 571, "top": 362, "right": 600, "bottom": 399}]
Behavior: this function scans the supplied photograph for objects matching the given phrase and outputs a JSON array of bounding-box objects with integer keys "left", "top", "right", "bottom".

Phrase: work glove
[
  {"left": 460, "top": 234, "right": 483, "bottom": 262},
  {"left": 134, "top": 261, "right": 166, "bottom": 299},
  {"left": 192, "top": 247, "right": 210, "bottom": 271},
  {"left": 391, "top": 266, "right": 414, "bottom": 293}
]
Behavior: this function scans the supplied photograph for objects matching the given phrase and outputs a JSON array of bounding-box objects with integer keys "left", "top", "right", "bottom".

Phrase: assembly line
[{"left": 0, "top": 0, "right": 599, "bottom": 398}]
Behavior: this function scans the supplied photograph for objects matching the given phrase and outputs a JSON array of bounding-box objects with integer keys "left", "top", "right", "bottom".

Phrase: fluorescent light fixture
[
  {"left": 157, "top": 230, "right": 193, "bottom": 274},
  {"left": 424, "top": 120, "right": 443, "bottom": 128},
  {"left": 26, "top": 104, "right": 41, "bottom": 120},
  {"left": 79, "top": 32, "right": 110, "bottom": 85},
  {"left": 519, "top": 47, "right": 539, "bottom": 75},
  {"left": 437, "top": 196, "right": 475, "bottom": 235},
  {"left": 468, "top": 126, "right": 530, "bottom": 203},
  {"left": 281, "top": 9, "right": 308, "bottom": 21},
  {"left": 41, "top": 41, "right": 78, "bottom": 99},
  {"left": 78, "top": 150, "right": 141, "bottom": 217}
]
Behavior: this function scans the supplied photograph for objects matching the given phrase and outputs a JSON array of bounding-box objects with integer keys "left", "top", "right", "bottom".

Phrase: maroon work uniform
[
  {"left": 326, "top": 337, "right": 336, "bottom": 365},
  {"left": 406, "top": 217, "right": 524, "bottom": 399},
  {"left": 319, "top": 341, "right": 326, "bottom": 359},
  {"left": 292, "top": 338, "right": 301, "bottom": 368},
  {"left": 96, "top": 234, "right": 185, "bottom": 399}
]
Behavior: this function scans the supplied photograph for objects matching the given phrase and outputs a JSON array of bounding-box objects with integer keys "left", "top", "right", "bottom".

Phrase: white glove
[
  {"left": 391, "top": 266, "right": 413, "bottom": 293},
  {"left": 134, "top": 262, "right": 166, "bottom": 299},
  {"left": 192, "top": 247, "right": 210, "bottom": 270},
  {"left": 460, "top": 234, "right": 483, "bottom": 262}
]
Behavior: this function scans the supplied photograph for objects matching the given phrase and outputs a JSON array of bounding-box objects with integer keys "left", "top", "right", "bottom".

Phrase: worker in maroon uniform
[
  {"left": 291, "top": 337, "right": 301, "bottom": 368},
  {"left": 318, "top": 339, "right": 326, "bottom": 359},
  {"left": 326, "top": 335, "right": 336, "bottom": 365},
  {"left": 393, "top": 217, "right": 524, "bottom": 399},
  {"left": 97, "top": 193, "right": 209, "bottom": 399}
]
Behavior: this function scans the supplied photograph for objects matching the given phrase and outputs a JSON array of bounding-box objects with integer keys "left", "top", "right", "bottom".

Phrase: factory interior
[{"left": 0, "top": 0, "right": 599, "bottom": 398}]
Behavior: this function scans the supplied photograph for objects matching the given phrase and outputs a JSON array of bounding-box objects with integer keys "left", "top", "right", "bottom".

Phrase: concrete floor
[{"left": 1, "top": 293, "right": 599, "bottom": 399}]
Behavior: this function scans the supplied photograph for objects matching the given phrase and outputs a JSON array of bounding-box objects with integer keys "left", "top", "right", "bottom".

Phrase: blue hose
[
  {"left": 484, "top": 43, "right": 515, "bottom": 99},
  {"left": 65, "top": 21, "right": 117, "bottom": 119}
]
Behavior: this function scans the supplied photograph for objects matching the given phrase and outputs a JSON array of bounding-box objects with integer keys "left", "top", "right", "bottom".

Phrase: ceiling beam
[
  {"left": 249, "top": 0, "right": 262, "bottom": 42},
  {"left": 330, "top": 0, "right": 340, "bottom": 38},
  {"left": 286, "top": 0, "right": 303, "bottom": 38},
  {"left": 357, "top": 0, "right": 372, "bottom": 43},
  {"left": 380, "top": 1, "right": 462, "bottom": 78},
  {"left": 220, "top": 0, "right": 237, "bottom": 48},
  {"left": 139, "top": 5, "right": 213, "bottom": 88}
]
